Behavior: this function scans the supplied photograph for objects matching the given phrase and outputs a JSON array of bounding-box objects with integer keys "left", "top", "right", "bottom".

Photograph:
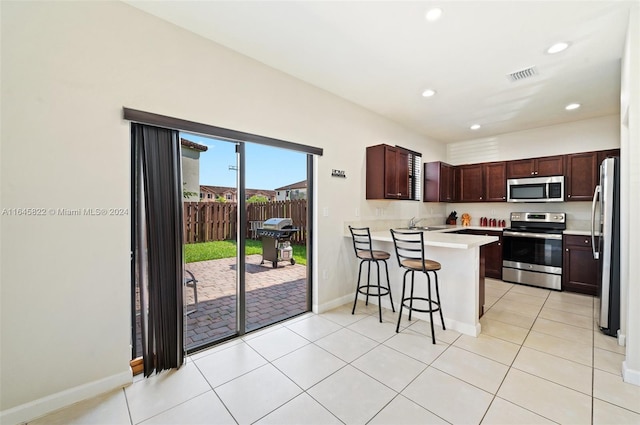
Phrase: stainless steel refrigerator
[{"left": 591, "top": 156, "right": 621, "bottom": 337}]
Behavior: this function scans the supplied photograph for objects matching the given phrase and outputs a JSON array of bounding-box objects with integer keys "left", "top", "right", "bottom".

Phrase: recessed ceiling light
[
  {"left": 425, "top": 8, "right": 443, "bottom": 22},
  {"left": 470, "top": 124, "right": 481, "bottom": 130},
  {"left": 565, "top": 103, "right": 581, "bottom": 110},
  {"left": 422, "top": 89, "right": 437, "bottom": 97},
  {"left": 547, "top": 42, "right": 570, "bottom": 54}
]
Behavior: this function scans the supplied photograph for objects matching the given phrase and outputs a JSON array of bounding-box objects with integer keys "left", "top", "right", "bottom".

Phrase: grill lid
[{"left": 262, "top": 217, "right": 293, "bottom": 230}]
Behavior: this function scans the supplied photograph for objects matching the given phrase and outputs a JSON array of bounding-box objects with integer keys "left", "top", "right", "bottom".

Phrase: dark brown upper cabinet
[
  {"left": 366, "top": 144, "right": 410, "bottom": 200},
  {"left": 458, "top": 164, "right": 484, "bottom": 202},
  {"left": 424, "top": 161, "right": 456, "bottom": 202},
  {"left": 565, "top": 151, "right": 599, "bottom": 201},
  {"left": 598, "top": 149, "right": 621, "bottom": 164},
  {"left": 506, "top": 155, "right": 564, "bottom": 179},
  {"left": 483, "top": 161, "right": 507, "bottom": 202}
]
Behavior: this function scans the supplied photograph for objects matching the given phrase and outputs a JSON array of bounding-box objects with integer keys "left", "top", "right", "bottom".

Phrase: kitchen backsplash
[
  {"left": 440, "top": 201, "right": 593, "bottom": 231},
  {"left": 347, "top": 201, "right": 593, "bottom": 232}
]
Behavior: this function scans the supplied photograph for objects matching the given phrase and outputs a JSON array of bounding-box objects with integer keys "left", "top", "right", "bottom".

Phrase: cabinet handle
[
  {"left": 584, "top": 239, "right": 589, "bottom": 244},
  {"left": 568, "top": 194, "right": 571, "bottom": 198},
  {"left": 480, "top": 196, "right": 483, "bottom": 200},
  {"left": 531, "top": 171, "right": 535, "bottom": 175},
  {"left": 566, "top": 248, "right": 569, "bottom": 252}
]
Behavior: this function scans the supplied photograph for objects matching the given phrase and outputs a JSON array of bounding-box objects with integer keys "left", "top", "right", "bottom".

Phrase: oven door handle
[{"left": 503, "top": 230, "right": 563, "bottom": 240}]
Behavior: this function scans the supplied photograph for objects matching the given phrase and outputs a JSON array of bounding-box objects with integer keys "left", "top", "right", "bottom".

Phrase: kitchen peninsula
[{"left": 348, "top": 227, "right": 498, "bottom": 337}]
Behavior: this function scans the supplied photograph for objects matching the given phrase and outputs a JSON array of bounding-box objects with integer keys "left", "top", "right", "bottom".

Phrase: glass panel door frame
[{"left": 126, "top": 108, "right": 319, "bottom": 357}]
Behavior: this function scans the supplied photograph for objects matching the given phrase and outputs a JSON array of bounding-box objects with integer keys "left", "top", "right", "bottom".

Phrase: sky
[{"left": 181, "top": 132, "right": 307, "bottom": 190}]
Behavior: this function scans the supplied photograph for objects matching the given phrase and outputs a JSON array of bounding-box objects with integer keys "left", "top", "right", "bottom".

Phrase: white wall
[
  {"left": 447, "top": 115, "right": 619, "bottom": 166},
  {"left": 620, "top": 2, "right": 640, "bottom": 386},
  {"left": 0, "top": 1, "right": 442, "bottom": 421}
]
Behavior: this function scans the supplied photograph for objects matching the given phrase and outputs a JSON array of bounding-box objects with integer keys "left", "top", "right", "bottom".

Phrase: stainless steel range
[{"left": 502, "top": 212, "right": 566, "bottom": 290}]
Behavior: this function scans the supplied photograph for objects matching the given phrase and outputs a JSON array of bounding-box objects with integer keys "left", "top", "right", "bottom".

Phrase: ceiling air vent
[{"left": 507, "top": 66, "right": 538, "bottom": 82}]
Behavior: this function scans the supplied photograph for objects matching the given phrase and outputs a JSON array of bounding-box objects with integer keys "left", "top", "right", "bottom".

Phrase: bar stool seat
[
  {"left": 349, "top": 226, "right": 395, "bottom": 322},
  {"left": 390, "top": 229, "right": 446, "bottom": 344}
]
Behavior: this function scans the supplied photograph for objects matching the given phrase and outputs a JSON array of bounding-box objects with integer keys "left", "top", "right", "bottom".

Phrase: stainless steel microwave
[{"left": 507, "top": 175, "right": 564, "bottom": 202}]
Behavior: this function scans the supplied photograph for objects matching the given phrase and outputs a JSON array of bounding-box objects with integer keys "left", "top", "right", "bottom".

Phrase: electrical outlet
[
  {"left": 323, "top": 207, "right": 329, "bottom": 217},
  {"left": 322, "top": 269, "right": 328, "bottom": 280},
  {"left": 355, "top": 207, "right": 360, "bottom": 217}
]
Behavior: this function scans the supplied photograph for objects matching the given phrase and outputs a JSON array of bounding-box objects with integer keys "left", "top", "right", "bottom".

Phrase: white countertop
[{"left": 367, "top": 229, "right": 498, "bottom": 249}]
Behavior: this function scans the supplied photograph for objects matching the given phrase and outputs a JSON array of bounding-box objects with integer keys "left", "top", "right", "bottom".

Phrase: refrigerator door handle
[{"left": 591, "top": 184, "right": 601, "bottom": 260}]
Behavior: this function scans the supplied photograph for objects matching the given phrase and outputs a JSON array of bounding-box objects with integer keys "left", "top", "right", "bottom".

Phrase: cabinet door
[
  {"left": 506, "top": 156, "right": 563, "bottom": 178},
  {"left": 562, "top": 235, "right": 599, "bottom": 295},
  {"left": 484, "top": 162, "right": 506, "bottom": 202},
  {"left": 484, "top": 234, "right": 503, "bottom": 279},
  {"left": 440, "top": 163, "right": 455, "bottom": 202},
  {"left": 396, "top": 148, "right": 410, "bottom": 199},
  {"left": 565, "top": 152, "right": 598, "bottom": 201},
  {"left": 535, "top": 155, "right": 564, "bottom": 177},
  {"left": 424, "top": 161, "right": 455, "bottom": 202},
  {"left": 462, "top": 230, "right": 503, "bottom": 279},
  {"left": 458, "top": 164, "right": 484, "bottom": 202},
  {"left": 506, "top": 159, "right": 534, "bottom": 179},
  {"left": 383, "top": 146, "right": 402, "bottom": 198}
]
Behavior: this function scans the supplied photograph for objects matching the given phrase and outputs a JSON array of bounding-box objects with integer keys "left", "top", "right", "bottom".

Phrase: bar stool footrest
[
  {"left": 400, "top": 297, "right": 441, "bottom": 314},
  {"left": 357, "top": 285, "right": 392, "bottom": 297}
]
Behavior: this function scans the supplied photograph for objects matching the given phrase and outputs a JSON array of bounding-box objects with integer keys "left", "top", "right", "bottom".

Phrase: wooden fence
[{"left": 183, "top": 200, "right": 307, "bottom": 244}]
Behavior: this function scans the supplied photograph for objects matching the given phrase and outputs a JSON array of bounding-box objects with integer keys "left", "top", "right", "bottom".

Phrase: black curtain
[{"left": 132, "top": 123, "right": 184, "bottom": 376}]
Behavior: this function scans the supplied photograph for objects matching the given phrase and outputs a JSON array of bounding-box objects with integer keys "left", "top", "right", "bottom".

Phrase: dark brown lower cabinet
[
  {"left": 454, "top": 229, "right": 502, "bottom": 317},
  {"left": 562, "top": 235, "right": 600, "bottom": 295},
  {"left": 464, "top": 230, "right": 503, "bottom": 280}
]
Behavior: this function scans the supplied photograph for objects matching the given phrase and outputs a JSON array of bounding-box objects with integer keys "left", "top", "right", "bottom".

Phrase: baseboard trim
[
  {"left": 316, "top": 294, "right": 353, "bottom": 313},
  {"left": 0, "top": 369, "right": 132, "bottom": 425},
  {"left": 622, "top": 360, "right": 640, "bottom": 386}
]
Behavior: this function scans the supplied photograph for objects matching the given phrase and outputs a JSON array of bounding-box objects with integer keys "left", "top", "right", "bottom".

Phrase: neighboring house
[
  {"left": 199, "top": 185, "right": 276, "bottom": 202},
  {"left": 275, "top": 180, "right": 307, "bottom": 201},
  {"left": 181, "top": 138, "right": 208, "bottom": 201}
]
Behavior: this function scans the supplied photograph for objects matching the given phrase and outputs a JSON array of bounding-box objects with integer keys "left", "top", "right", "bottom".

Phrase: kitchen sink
[{"left": 396, "top": 226, "right": 447, "bottom": 231}]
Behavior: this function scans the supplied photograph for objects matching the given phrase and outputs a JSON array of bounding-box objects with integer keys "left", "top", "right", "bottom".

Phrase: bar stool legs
[
  {"left": 395, "top": 268, "right": 445, "bottom": 344},
  {"left": 351, "top": 257, "right": 395, "bottom": 322}
]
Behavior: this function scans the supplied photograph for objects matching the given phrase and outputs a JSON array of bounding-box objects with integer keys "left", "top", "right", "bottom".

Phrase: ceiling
[{"left": 125, "top": 1, "right": 633, "bottom": 143}]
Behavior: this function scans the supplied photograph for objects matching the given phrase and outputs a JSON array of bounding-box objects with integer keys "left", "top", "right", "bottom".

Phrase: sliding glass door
[
  {"left": 176, "top": 134, "right": 310, "bottom": 353},
  {"left": 127, "top": 108, "right": 320, "bottom": 364},
  {"left": 243, "top": 143, "right": 309, "bottom": 333}
]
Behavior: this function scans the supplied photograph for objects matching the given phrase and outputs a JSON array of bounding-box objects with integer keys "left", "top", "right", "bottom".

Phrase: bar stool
[
  {"left": 348, "top": 226, "right": 395, "bottom": 322},
  {"left": 389, "top": 229, "right": 445, "bottom": 344}
]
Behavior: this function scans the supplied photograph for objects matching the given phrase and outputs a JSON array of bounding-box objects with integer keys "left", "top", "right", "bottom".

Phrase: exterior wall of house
[
  {"left": 275, "top": 188, "right": 307, "bottom": 201},
  {"left": 0, "top": 1, "right": 443, "bottom": 421},
  {"left": 1, "top": 1, "right": 637, "bottom": 422},
  {"left": 181, "top": 147, "right": 201, "bottom": 201}
]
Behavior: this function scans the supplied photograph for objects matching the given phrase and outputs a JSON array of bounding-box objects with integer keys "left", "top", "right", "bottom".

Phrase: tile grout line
[{"left": 477, "top": 284, "right": 559, "bottom": 424}]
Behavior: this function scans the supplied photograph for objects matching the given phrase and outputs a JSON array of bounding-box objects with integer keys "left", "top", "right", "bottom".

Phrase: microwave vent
[{"left": 507, "top": 66, "right": 538, "bottom": 82}]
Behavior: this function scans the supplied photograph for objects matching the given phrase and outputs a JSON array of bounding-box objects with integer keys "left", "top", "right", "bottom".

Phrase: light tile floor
[{"left": 28, "top": 279, "right": 640, "bottom": 424}]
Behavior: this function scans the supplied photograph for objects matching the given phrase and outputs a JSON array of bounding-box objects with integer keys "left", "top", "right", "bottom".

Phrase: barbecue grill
[{"left": 257, "top": 218, "right": 299, "bottom": 268}]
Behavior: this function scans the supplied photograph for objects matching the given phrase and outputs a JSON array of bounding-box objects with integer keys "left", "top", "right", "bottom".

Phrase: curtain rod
[{"left": 123, "top": 107, "right": 323, "bottom": 156}]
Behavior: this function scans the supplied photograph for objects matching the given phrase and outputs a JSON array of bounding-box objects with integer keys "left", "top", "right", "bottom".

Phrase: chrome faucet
[{"left": 408, "top": 217, "right": 424, "bottom": 229}]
